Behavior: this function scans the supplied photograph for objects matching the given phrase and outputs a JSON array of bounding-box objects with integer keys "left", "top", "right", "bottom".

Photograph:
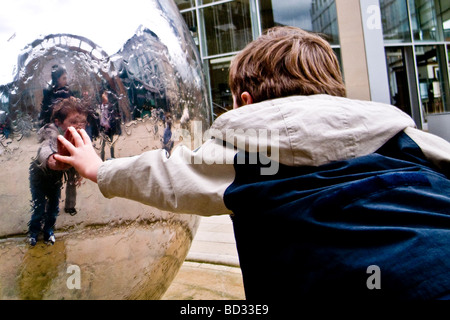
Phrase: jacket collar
[{"left": 211, "top": 95, "right": 416, "bottom": 167}]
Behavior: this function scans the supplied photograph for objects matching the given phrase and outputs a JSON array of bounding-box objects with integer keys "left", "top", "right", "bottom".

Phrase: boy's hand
[
  {"left": 47, "top": 154, "right": 71, "bottom": 171},
  {"left": 54, "top": 127, "right": 103, "bottom": 183},
  {"left": 57, "top": 128, "right": 75, "bottom": 157}
]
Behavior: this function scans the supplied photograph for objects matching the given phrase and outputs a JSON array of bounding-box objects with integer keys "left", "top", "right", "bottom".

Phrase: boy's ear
[
  {"left": 241, "top": 92, "right": 253, "bottom": 106},
  {"left": 54, "top": 119, "right": 61, "bottom": 127}
]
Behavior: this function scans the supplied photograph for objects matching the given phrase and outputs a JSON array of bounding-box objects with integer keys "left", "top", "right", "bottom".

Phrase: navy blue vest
[{"left": 224, "top": 132, "right": 450, "bottom": 300}]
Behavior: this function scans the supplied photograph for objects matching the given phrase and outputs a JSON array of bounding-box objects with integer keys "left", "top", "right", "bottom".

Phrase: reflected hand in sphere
[{"left": 55, "top": 127, "right": 103, "bottom": 183}]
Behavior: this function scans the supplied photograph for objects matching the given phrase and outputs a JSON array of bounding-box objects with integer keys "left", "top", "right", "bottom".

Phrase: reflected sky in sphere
[{"left": 0, "top": 0, "right": 189, "bottom": 84}]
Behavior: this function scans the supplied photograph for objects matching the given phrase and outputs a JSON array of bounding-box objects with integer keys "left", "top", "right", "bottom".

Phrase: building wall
[{"left": 335, "top": 0, "right": 371, "bottom": 101}]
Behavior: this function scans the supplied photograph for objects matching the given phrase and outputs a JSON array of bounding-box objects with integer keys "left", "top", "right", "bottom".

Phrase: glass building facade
[
  {"left": 381, "top": 0, "right": 450, "bottom": 127},
  {"left": 176, "top": 0, "right": 450, "bottom": 132},
  {"left": 175, "top": 0, "right": 340, "bottom": 117}
]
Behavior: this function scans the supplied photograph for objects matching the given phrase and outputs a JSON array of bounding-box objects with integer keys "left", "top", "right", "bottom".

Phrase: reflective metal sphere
[{"left": 0, "top": 0, "right": 210, "bottom": 299}]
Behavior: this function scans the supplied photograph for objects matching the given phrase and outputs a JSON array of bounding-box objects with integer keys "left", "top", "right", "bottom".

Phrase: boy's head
[
  {"left": 51, "top": 97, "right": 88, "bottom": 132},
  {"left": 51, "top": 65, "right": 68, "bottom": 88},
  {"left": 229, "top": 26, "right": 346, "bottom": 108}
]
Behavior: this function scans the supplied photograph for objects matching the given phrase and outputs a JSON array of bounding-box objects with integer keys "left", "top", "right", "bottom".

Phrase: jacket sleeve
[
  {"left": 405, "top": 127, "right": 450, "bottom": 177},
  {"left": 97, "top": 138, "right": 237, "bottom": 216},
  {"left": 36, "top": 126, "right": 58, "bottom": 170}
]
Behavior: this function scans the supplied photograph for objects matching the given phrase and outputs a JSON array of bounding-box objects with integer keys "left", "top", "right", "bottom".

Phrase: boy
[
  {"left": 39, "top": 65, "right": 72, "bottom": 126},
  {"left": 28, "top": 97, "right": 87, "bottom": 246},
  {"left": 55, "top": 27, "right": 450, "bottom": 299}
]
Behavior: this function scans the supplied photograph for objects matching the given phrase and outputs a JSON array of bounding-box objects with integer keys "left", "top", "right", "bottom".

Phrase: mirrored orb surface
[{"left": 0, "top": 0, "right": 211, "bottom": 299}]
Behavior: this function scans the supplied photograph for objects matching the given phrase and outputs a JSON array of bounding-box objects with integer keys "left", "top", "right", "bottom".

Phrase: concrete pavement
[
  {"left": 162, "top": 215, "right": 246, "bottom": 300},
  {"left": 186, "top": 215, "right": 239, "bottom": 267}
]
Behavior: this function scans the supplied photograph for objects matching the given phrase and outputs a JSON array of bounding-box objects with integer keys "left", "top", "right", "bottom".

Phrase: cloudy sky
[
  {"left": 270, "top": 0, "right": 313, "bottom": 30},
  {"left": 0, "top": 0, "right": 184, "bottom": 84}
]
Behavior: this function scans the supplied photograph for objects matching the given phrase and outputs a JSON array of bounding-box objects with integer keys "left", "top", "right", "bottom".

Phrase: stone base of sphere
[{"left": 0, "top": 217, "right": 199, "bottom": 300}]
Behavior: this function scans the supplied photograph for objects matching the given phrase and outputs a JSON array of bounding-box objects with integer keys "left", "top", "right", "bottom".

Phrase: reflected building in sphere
[{"left": 113, "top": 26, "right": 175, "bottom": 119}]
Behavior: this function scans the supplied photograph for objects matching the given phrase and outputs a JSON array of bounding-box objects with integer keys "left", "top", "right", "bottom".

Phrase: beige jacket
[{"left": 97, "top": 95, "right": 450, "bottom": 216}]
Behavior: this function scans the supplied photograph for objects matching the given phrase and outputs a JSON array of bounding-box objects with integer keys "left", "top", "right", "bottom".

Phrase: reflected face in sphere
[
  {"left": 0, "top": 0, "right": 211, "bottom": 300},
  {"left": 57, "top": 73, "right": 68, "bottom": 89},
  {"left": 56, "top": 112, "right": 87, "bottom": 132}
]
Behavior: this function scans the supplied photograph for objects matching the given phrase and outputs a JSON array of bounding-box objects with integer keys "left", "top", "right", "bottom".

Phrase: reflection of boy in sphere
[
  {"left": 39, "top": 65, "right": 72, "bottom": 126},
  {"left": 28, "top": 97, "right": 88, "bottom": 246}
]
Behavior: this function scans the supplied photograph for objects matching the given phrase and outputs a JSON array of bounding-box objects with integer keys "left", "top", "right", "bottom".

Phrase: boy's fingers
[
  {"left": 57, "top": 134, "right": 77, "bottom": 154},
  {"left": 68, "top": 127, "right": 84, "bottom": 147},
  {"left": 53, "top": 153, "right": 72, "bottom": 165},
  {"left": 78, "top": 128, "right": 92, "bottom": 146}
]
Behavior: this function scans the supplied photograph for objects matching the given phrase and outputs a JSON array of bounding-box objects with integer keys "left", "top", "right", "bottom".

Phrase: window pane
[
  {"left": 416, "top": 45, "right": 449, "bottom": 117},
  {"left": 409, "top": 0, "right": 439, "bottom": 41},
  {"left": 438, "top": 0, "right": 450, "bottom": 41},
  {"left": 202, "top": 1, "right": 252, "bottom": 56},
  {"left": 207, "top": 57, "right": 233, "bottom": 118},
  {"left": 311, "top": 0, "right": 339, "bottom": 44},
  {"left": 444, "top": 44, "right": 450, "bottom": 112},
  {"left": 200, "top": 0, "right": 226, "bottom": 4},
  {"left": 332, "top": 48, "right": 344, "bottom": 77},
  {"left": 380, "top": 0, "right": 411, "bottom": 43},
  {"left": 260, "top": 0, "right": 339, "bottom": 44},
  {"left": 385, "top": 47, "right": 412, "bottom": 115},
  {"left": 175, "top": 0, "right": 195, "bottom": 11}
]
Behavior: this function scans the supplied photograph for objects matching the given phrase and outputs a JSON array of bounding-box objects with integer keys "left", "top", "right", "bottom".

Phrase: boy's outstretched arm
[
  {"left": 54, "top": 126, "right": 236, "bottom": 216},
  {"left": 54, "top": 127, "right": 103, "bottom": 183}
]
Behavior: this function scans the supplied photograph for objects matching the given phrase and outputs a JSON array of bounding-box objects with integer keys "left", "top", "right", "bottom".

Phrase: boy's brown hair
[
  {"left": 229, "top": 26, "right": 346, "bottom": 107},
  {"left": 51, "top": 96, "right": 88, "bottom": 123}
]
